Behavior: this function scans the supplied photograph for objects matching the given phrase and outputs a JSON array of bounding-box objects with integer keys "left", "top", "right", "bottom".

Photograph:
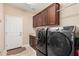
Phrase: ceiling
[{"left": 6, "top": 3, "right": 51, "bottom": 13}]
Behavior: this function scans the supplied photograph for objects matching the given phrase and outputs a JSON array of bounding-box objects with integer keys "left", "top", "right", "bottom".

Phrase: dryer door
[{"left": 47, "top": 32, "right": 72, "bottom": 56}]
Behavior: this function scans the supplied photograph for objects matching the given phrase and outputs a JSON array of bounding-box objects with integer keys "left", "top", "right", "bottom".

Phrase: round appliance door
[
  {"left": 37, "top": 29, "right": 46, "bottom": 55},
  {"left": 47, "top": 32, "right": 72, "bottom": 56}
]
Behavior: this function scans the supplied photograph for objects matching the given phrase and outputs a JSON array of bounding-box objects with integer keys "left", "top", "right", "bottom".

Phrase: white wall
[
  {"left": 60, "top": 3, "right": 79, "bottom": 27},
  {"left": 0, "top": 4, "right": 4, "bottom": 51}
]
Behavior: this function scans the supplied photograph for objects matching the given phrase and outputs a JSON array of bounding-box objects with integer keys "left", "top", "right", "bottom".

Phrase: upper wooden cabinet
[{"left": 33, "top": 3, "right": 60, "bottom": 27}]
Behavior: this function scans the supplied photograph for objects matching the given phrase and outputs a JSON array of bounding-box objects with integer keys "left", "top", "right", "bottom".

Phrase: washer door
[{"left": 47, "top": 32, "right": 72, "bottom": 56}]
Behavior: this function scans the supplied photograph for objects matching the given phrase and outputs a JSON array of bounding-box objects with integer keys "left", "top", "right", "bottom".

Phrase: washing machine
[
  {"left": 47, "top": 26, "right": 75, "bottom": 56},
  {"left": 36, "top": 28, "right": 47, "bottom": 56}
]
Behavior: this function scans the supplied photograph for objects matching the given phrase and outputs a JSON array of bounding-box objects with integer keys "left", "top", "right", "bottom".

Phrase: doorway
[{"left": 5, "top": 15, "right": 23, "bottom": 50}]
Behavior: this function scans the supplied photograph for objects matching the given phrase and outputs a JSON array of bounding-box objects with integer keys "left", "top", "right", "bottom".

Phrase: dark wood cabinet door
[
  {"left": 33, "top": 15, "right": 38, "bottom": 27},
  {"left": 29, "top": 35, "right": 37, "bottom": 50},
  {"left": 37, "top": 14, "right": 43, "bottom": 26},
  {"left": 47, "top": 5, "right": 56, "bottom": 25},
  {"left": 42, "top": 9, "right": 48, "bottom": 26},
  {"left": 47, "top": 3, "right": 60, "bottom": 25},
  {"left": 33, "top": 13, "right": 43, "bottom": 27}
]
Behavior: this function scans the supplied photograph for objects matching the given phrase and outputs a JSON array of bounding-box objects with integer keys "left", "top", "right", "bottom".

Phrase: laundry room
[{"left": 0, "top": 3, "right": 79, "bottom": 56}]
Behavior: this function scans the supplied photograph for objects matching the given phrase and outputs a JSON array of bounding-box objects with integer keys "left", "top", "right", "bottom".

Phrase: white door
[{"left": 5, "top": 15, "right": 23, "bottom": 50}]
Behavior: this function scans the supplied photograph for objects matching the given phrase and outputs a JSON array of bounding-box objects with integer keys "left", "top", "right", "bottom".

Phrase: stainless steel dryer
[{"left": 47, "top": 26, "right": 75, "bottom": 56}]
